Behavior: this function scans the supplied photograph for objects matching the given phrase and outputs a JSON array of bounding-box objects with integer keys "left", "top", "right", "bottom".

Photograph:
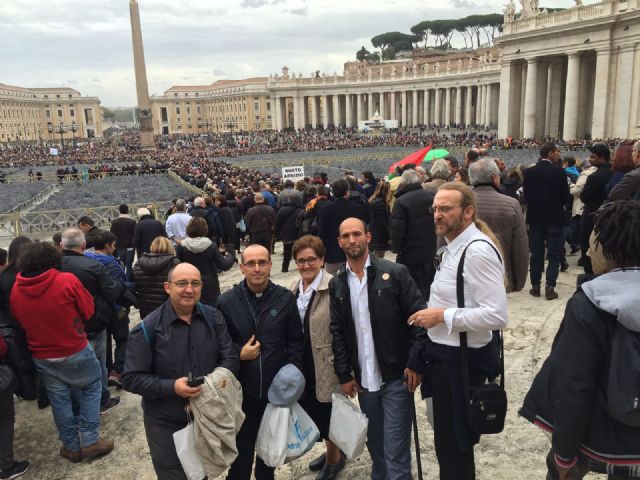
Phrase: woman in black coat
[
  {"left": 175, "top": 217, "right": 235, "bottom": 306},
  {"left": 0, "top": 236, "right": 33, "bottom": 312},
  {"left": 368, "top": 181, "right": 391, "bottom": 258},
  {"left": 215, "top": 194, "right": 237, "bottom": 254},
  {"left": 132, "top": 236, "right": 180, "bottom": 319}
]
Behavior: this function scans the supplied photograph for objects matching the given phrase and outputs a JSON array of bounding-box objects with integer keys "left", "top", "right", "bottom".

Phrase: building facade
[{"left": 0, "top": 83, "right": 103, "bottom": 144}]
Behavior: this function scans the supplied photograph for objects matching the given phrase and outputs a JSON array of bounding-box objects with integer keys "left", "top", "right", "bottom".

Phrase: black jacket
[
  {"left": 317, "top": 197, "right": 365, "bottom": 263},
  {"left": 84, "top": 226, "right": 103, "bottom": 250},
  {"left": 176, "top": 243, "right": 235, "bottom": 306},
  {"left": 190, "top": 206, "right": 224, "bottom": 241},
  {"left": 110, "top": 216, "right": 137, "bottom": 249},
  {"left": 216, "top": 281, "right": 304, "bottom": 401},
  {"left": 122, "top": 300, "right": 240, "bottom": 424},
  {"left": 275, "top": 204, "right": 303, "bottom": 243},
  {"left": 133, "top": 215, "right": 167, "bottom": 258},
  {"left": 580, "top": 163, "right": 613, "bottom": 216},
  {"left": 348, "top": 190, "right": 371, "bottom": 224},
  {"left": 219, "top": 206, "right": 236, "bottom": 246},
  {"left": 523, "top": 160, "right": 570, "bottom": 227},
  {"left": 520, "top": 271, "right": 640, "bottom": 467},
  {"left": 61, "top": 250, "right": 125, "bottom": 333},
  {"left": 390, "top": 183, "right": 436, "bottom": 262},
  {"left": 132, "top": 253, "right": 180, "bottom": 319},
  {"left": 368, "top": 198, "right": 390, "bottom": 251},
  {"left": 0, "top": 266, "right": 17, "bottom": 312},
  {"left": 329, "top": 255, "right": 426, "bottom": 385}
]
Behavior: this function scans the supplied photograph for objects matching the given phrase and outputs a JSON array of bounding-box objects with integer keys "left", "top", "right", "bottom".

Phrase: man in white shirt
[
  {"left": 407, "top": 182, "right": 508, "bottom": 479},
  {"left": 330, "top": 218, "right": 425, "bottom": 480},
  {"left": 165, "top": 199, "right": 191, "bottom": 246}
]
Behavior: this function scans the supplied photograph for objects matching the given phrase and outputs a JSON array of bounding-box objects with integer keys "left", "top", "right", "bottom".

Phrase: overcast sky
[{"left": 1, "top": 0, "right": 589, "bottom": 108}]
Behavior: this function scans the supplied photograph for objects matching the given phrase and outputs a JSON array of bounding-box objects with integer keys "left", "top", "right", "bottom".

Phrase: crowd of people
[{"left": 0, "top": 138, "right": 639, "bottom": 480}]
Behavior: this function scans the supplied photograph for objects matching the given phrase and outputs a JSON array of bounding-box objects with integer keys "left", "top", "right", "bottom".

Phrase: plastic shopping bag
[
  {"left": 173, "top": 422, "right": 205, "bottom": 480},
  {"left": 256, "top": 404, "right": 290, "bottom": 467},
  {"left": 285, "top": 403, "right": 320, "bottom": 461},
  {"left": 329, "top": 393, "right": 369, "bottom": 460}
]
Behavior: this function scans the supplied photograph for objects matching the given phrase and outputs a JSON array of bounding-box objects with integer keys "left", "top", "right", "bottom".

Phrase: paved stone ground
[{"left": 12, "top": 247, "right": 599, "bottom": 479}]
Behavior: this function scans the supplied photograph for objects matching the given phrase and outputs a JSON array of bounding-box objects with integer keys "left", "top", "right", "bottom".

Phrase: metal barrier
[
  {"left": 0, "top": 202, "right": 166, "bottom": 238},
  {"left": 5, "top": 169, "right": 171, "bottom": 184}
]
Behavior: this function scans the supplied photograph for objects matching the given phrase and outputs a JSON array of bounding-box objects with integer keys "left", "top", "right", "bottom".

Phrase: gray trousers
[{"left": 358, "top": 378, "right": 412, "bottom": 480}]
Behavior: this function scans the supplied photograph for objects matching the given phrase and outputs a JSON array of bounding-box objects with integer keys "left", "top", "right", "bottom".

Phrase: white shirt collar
[
  {"left": 299, "top": 269, "right": 324, "bottom": 295},
  {"left": 445, "top": 222, "right": 480, "bottom": 256},
  {"left": 346, "top": 255, "right": 371, "bottom": 276}
]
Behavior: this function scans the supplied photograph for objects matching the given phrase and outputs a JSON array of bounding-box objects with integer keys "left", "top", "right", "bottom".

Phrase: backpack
[
  {"left": 606, "top": 322, "right": 640, "bottom": 427},
  {"left": 295, "top": 208, "right": 315, "bottom": 237}
]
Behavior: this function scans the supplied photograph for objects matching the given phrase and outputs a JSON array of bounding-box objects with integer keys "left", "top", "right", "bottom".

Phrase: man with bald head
[
  {"left": 217, "top": 244, "right": 303, "bottom": 480},
  {"left": 330, "top": 218, "right": 425, "bottom": 480},
  {"left": 123, "top": 263, "right": 239, "bottom": 479}
]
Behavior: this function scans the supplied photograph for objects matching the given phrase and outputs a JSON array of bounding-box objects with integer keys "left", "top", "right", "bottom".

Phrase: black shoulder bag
[{"left": 457, "top": 239, "right": 507, "bottom": 437}]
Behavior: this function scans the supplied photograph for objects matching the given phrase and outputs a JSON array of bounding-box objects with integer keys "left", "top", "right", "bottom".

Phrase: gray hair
[
  {"left": 400, "top": 169, "right": 421, "bottom": 185},
  {"left": 469, "top": 157, "right": 500, "bottom": 186},
  {"left": 633, "top": 140, "right": 640, "bottom": 152},
  {"left": 61, "top": 227, "right": 85, "bottom": 250},
  {"left": 429, "top": 159, "right": 451, "bottom": 180},
  {"left": 193, "top": 197, "right": 205, "bottom": 208},
  {"left": 175, "top": 199, "right": 187, "bottom": 211}
]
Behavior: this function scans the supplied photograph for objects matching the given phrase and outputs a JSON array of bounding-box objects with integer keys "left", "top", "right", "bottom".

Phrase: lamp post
[
  {"left": 225, "top": 117, "right": 235, "bottom": 136},
  {"left": 47, "top": 123, "right": 78, "bottom": 155}
]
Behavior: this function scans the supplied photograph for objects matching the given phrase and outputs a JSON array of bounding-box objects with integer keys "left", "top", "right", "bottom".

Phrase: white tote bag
[
  {"left": 256, "top": 404, "right": 290, "bottom": 467},
  {"left": 173, "top": 422, "right": 205, "bottom": 480},
  {"left": 285, "top": 403, "right": 320, "bottom": 462},
  {"left": 328, "top": 393, "right": 369, "bottom": 460}
]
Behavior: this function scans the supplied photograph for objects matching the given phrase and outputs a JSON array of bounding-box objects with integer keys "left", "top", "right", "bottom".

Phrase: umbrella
[
  {"left": 422, "top": 148, "right": 450, "bottom": 162},
  {"left": 388, "top": 145, "right": 432, "bottom": 174}
]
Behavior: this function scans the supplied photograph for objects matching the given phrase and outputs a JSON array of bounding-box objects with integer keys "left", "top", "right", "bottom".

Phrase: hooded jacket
[
  {"left": 176, "top": 237, "right": 235, "bottom": 306},
  {"left": 133, "top": 253, "right": 180, "bottom": 318},
  {"left": 520, "top": 269, "right": 640, "bottom": 469},
  {"left": 10, "top": 269, "right": 94, "bottom": 359}
]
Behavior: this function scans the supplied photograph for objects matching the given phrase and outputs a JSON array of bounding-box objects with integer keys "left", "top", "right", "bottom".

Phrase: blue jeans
[
  {"left": 358, "top": 378, "right": 412, "bottom": 480},
  {"left": 34, "top": 344, "right": 102, "bottom": 451},
  {"left": 116, "top": 248, "right": 135, "bottom": 282},
  {"left": 89, "top": 330, "right": 110, "bottom": 407},
  {"left": 529, "top": 224, "right": 565, "bottom": 288}
]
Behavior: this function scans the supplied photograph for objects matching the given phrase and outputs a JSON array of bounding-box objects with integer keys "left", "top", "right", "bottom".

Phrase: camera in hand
[{"left": 187, "top": 372, "right": 204, "bottom": 387}]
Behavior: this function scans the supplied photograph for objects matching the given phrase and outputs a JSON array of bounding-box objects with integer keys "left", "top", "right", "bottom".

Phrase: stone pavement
[{"left": 11, "top": 248, "right": 599, "bottom": 479}]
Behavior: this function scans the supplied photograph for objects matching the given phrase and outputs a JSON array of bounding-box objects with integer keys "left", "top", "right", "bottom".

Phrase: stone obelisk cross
[{"left": 129, "top": 0, "right": 154, "bottom": 147}]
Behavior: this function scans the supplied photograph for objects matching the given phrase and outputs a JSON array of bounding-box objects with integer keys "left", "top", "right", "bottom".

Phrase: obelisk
[{"left": 129, "top": 0, "right": 154, "bottom": 147}]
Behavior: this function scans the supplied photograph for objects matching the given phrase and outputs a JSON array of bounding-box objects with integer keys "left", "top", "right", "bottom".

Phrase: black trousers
[
  {"left": 580, "top": 215, "right": 594, "bottom": 275},
  {"left": 281, "top": 242, "right": 293, "bottom": 272},
  {"left": 429, "top": 361, "right": 476, "bottom": 480},
  {"left": 227, "top": 397, "right": 274, "bottom": 480},
  {"left": 250, "top": 232, "right": 272, "bottom": 252},
  {"left": 0, "top": 389, "right": 15, "bottom": 470},
  {"left": 143, "top": 414, "right": 190, "bottom": 480},
  {"left": 396, "top": 255, "right": 435, "bottom": 302}
]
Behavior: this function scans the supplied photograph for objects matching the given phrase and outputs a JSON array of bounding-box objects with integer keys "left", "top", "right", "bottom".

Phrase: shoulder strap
[{"left": 458, "top": 239, "right": 505, "bottom": 414}]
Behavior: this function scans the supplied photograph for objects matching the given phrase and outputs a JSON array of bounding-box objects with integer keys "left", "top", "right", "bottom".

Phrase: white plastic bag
[
  {"left": 173, "top": 422, "right": 205, "bottom": 480},
  {"left": 285, "top": 403, "right": 320, "bottom": 461},
  {"left": 329, "top": 393, "right": 369, "bottom": 460},
  {"left": 256, "top": 404, "right": 289, "bottom": 467}
]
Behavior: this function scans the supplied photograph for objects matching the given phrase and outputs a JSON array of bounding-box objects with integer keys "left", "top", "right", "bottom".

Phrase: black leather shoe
[
  {"left": 316, "top": 454, "right": 346, "bottom": 480},
  {"left": 308, "top": 453, "right": 326, "bottom": 472}
]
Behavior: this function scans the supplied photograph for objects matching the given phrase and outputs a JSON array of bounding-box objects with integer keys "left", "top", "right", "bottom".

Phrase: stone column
[
  {"left": 310, "top": 96, "right": 318, "bottom": 129},
  {"left": 476, "top": 85, "right": 484, "bottom": 126},
  {"left": 292, "top": 96, "right": 300, "bottom": 130},
  {"left": 273, "top": 96, "right": 281, "bottom": 131},
  {"left": 368, "top": 93, "right": 374, "bottom": 119},
  {"left": 444, "top": 88, "right": 452, "bottom": 126},
  {"left": 563, "top": 53, "right": 581, "bottom": 140},
  {"left": 345, "top": 94, "right": 352, "bottom": 128},
  {"left": 412, "top": 90, "right": 419, "bottom": 126},
  {"left": 390, "top": 91, "right": 397, "bottom": 121},
  {"left": 423, "top": 89, "right": 430, "bottom": 125},
  {"left": 612, "top": 45, "right": 635, "bottom": 138},
  {"left": 379, "top": 92, "right": 386, "bottom": 119},
  {"left": 434, "top": 89, "right": 442, "bottom": 126},
  {"left": 321, "top": 96, "right": 328, "bottom": 129},
  {"left": 455, "top": 87, "right": 463, "bottom": 125},
  {"left": 401, "top": 91, "right": 407, "bottom": 127},
  {"left": 465, "top": 86, "right": 473, "bottom": 126},
  {"left": 498, "top": 61, "right": 517, "bottom": 138},
  {"left": 522, "top": 58, "right": 538, "bottom": 138},
  {"left": 356, "top": 94, "right": 363, "bottom": 122},
  {"left": 332, "top": 95, "right": 341, "bottom": 127},
  {"left": 591, "top": 49, "right": 610, "bottom": 139},
  {"left": 485, "top": 84, "right": 493, "bottom": 128}
]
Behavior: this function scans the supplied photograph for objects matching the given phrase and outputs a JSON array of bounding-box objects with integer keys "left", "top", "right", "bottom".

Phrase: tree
[
  {"left": 356, "top": 46, "right": 370, "bottom": 62},
  {"left": 371, "top": 32, "right": 422, "bottom": 52},
  {"left": 101, "top": 107, "right": 115, "bottom": 122},
  {"left": 410, "top": 20, "right": 433, "bottom": 47},
  {"left": 481, "top": 13, "right": 504, "bottom": 46},
  {"left": 381, "top": 46, "right": 396, "bottom": 60},
  {"left": 429, "top": 19, "right": 456, "bottom": 48}
]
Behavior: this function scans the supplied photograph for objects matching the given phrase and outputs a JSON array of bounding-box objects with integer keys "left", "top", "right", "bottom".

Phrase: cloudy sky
[{"left": 2, "top": 0, "right": 588, "bottom": 108}]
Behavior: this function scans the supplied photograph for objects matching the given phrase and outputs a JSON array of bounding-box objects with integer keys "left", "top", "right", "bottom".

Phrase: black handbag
[
  {"left": 0, "top": 361, "right": 17, "bottom": 394},
  {"left": 457, "top": 239, "right": 507, "bottom": 437}
]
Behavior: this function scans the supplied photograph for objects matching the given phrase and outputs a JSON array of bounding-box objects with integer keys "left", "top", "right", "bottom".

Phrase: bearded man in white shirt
[
  {"left": 407, "top": 182, "right": 508, "bottom": 480},
  {"left": 329, "top": 218, "right": 425, "bottom": 480}
]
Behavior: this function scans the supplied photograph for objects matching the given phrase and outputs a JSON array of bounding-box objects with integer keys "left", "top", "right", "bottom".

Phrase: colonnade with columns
[{"left": 272, "top": 83, "right": 500, "bottom": 131}]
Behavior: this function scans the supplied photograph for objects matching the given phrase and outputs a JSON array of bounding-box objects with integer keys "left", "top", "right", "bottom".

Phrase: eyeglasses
[
  {"left": 429, "top": 205, "right": 460, "bottom": 214},
  {"left": 433, "top": 245, "right": 448, "bottom": 271},
  {"left": 295, "top": 257, "right": 319, "bottom": 266},
  {"left": 170, "top": 280, "right": 203, "bottom": 289},
  {"left": 243, "top": 260, "right": 270, "bottom": 269}
]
